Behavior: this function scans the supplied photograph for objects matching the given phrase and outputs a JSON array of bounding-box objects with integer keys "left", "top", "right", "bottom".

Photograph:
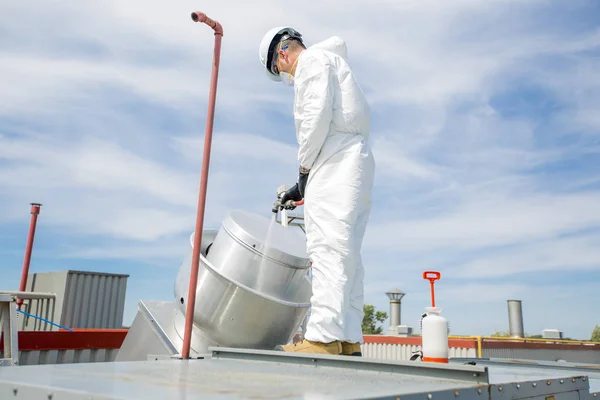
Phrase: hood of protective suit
[{"left": 307, "top": 36, "right": 348, "bottom": 61}]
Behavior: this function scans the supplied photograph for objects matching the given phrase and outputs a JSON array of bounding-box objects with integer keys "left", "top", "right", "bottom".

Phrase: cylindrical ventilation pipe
[
  {"left": 390, "top": 301, "right": 401, "bottom": 328},
  {"left": 386, "top": 289, "right": 405, "bottom": 334},
  {"left": 507, "top": 299, "right": 524, "bottom": 338},
  {"left": 17, "top": 203, "right": 42, "bottom": 309}
]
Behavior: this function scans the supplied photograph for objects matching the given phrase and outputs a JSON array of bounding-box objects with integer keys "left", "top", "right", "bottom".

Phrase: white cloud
[
  {"left": 1, "top": 0, "right": 599, "bottom": 340},
  {"left": 0, "top": 134, "right": 200, "bottom": 204},
  {"left": 59, "top": 240, "right": 189, "bottom": 264},
  {"left": 365, "top": 191, "right": 600, "bottom": 252},
  {"left": 170, "top": 132, "right": 298, "bottom": 167},
  {"left": 371, "top": 136, "right": 441, "bottom": 181}
]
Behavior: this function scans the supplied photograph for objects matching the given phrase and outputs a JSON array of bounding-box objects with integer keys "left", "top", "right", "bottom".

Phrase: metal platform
[
  {"left": 450, "top": 357, "right": 600, "bottom": 395},
  {"left": 115, "top": 299, "right": 215, "bottom": 362},
  {"left": 0, "top": 347, "right": 596, "bottom": 399}
]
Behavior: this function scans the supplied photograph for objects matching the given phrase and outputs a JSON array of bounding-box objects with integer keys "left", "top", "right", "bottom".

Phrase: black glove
[
  {"left": 297, "top": 170, "right": 308, "bottom": 198},
  {"left": 280, "top": 170, "right": 309, "bottom": 209}
]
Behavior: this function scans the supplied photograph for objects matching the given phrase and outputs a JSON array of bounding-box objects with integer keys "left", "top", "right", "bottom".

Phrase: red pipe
[
  {"left": 17, "top": 203, "right": 42, "bottom": 309},
  {"left": 190, "top": 11, "right": 223, "bottom": 35},
  {"left": 181, "top": 11, "right": 223, "bottom": 360}
]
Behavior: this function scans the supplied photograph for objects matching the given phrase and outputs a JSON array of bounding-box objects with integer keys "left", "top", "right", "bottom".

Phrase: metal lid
[{"left": 221, "top": 209, "right": 310, "bottom": 268}]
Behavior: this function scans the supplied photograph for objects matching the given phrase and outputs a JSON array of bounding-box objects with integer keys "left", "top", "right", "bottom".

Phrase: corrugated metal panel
[
  {"left": 24, "top": 270, "right": 129, "bottom": 330},
  {"left": 24, "top": 270, "right": 68, "bottom": 331},
  {"left": 19, "top": 297, "right": 57, "bottom": 331},
  {"left": 483, "top": 348, "right": 600, "bottom": 364},
  {"left": 449, "top": 347, "right": 477, "bottom": 358},
  {"left": 62, "top": 271, "right": 129, "bottom": 329},
  {"left": 361, "top": 343, "right": 477, "bottom": 361},
  {"left": 0, "top": 349, "right": 120, "bottom": 365}
]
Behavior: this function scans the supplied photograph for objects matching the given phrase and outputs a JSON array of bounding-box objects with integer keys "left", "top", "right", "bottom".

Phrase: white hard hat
[{"left": 259, "top": 26, "right": 303, "bottom": 82}]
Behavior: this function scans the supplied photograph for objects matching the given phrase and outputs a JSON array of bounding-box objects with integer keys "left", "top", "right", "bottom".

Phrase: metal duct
[
  {"left": 390, "top": 301, "right": 401, "bottom": 327},
  {"left": 386, "top": 289, "right": 405, "bottom": 335},
  {"left": 507, "top": 300, "right": 524, "bottom": 338}
]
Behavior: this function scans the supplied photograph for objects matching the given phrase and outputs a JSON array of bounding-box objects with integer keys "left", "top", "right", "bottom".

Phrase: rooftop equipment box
[{"left": 21, "top": 270, "right": 129, "bottom": 331}]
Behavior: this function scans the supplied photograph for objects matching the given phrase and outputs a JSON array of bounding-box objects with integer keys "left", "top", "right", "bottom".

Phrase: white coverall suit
[{"left": 293, "top": 37, "right": 375, "bottom": 344}]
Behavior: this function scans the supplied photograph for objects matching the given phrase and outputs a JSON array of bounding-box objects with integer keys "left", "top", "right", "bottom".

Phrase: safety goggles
[{"left": 270, "top": 43, "right": 289, "bottom": 75}]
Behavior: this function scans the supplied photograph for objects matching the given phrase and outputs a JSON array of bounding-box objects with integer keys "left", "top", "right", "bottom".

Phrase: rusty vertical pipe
[
  {"left": 17, "top": 203, "right": 42, "bottom": 309},
  {"left": 181, "top": 11, "right": 223, "bottom": 360}
]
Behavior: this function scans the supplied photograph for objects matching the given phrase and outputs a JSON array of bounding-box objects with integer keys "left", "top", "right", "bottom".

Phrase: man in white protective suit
[{"left": 258, "top": 27, "right": 375, "bottom": 356}]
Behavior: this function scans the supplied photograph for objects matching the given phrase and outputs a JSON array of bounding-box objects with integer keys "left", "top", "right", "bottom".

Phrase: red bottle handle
[
  {"left": 423, "top": 271, "right": 441, "bottom": 282},
  {"left": 422, "top": 271, "right": 441, "bottom": 307}
]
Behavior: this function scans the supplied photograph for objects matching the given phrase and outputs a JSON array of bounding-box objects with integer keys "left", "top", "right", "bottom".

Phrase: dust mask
[
  {"left": 280, "top": 72, "right": 294, "bottom": 86},
  {"left": 279, "top": 57, "right": 299, "bottom": 87}
]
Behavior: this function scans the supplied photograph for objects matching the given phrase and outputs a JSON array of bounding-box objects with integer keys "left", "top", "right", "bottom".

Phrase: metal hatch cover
[
  {"left": 219, "top": 209, "right": 309, "bottom": 267},
  {"left": 450, "top": 357, "right": 600, "bottom": 396},
  {"left": 1, "top": 349, "right": 595, "bottom": 399},
  {"left": 0, "top": 347, "right": 489, "bottom": 400}
]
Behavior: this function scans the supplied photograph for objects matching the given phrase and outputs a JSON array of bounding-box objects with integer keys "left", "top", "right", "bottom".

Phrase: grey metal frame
[
  {"left": 207, "top": 346, "right": 489, "bottom": 383},
  {"left": 0, "top": 291, "right": 60, "bottom": 367},
  {"left": 451, "top": 357, "right": 600, "bottom": 396},
  {"left": 0, "top": 345, "right": 597, "bottom": 399},
  {"left": 275, "top": 207, "right": 310, "bottom": 338},
  {"left": 0, "top": 294, "right": 19, "bottom": 367},
  {"left": 0, "top": 291, "right": 57, "bottom": 331},
  {"left": 277, "top": 209, "right": 306, "bottom": 232}
]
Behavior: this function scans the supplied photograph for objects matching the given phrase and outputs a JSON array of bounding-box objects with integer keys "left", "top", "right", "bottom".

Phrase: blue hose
[{"left": 17, "top": 309, "right": 74, "bottom": 332}]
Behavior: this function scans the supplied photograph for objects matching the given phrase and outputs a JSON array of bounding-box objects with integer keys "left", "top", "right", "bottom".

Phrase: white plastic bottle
[{"left": 421, "top": 306, "right": 449, "bottom": 363}]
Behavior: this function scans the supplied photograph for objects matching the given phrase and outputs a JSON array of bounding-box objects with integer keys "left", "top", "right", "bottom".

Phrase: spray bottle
[{"left": 421, "top": 271, "right": 449, "bottom": 363}]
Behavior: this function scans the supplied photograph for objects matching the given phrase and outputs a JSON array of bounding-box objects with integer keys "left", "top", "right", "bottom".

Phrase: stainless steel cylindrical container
[
  {"left": 173, "top": 227, "right": 311, "bottom": 350},
  {"left": 205, "top": 209, "right": 311, "bottom": 301}
]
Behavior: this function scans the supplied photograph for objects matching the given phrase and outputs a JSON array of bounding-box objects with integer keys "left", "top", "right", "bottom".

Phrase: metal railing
[
  {"left": 0, "top": 291, "right": 57, "bottom": 332},
  {"left": 471, "top": 335, "right": 600, "bottom": 346},
  {"left": 0, "top": 294, "right": 19, "bottom": 366},
  {"left": 0, "top": 291, "right": 59, "bottom": 367},
  {"left": 447, "top": 335, "right": 600, "bottom": 359}
]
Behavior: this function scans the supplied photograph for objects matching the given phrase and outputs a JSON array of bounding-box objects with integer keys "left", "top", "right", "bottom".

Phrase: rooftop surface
[{"left": 0, "top": 347, "right": 598, "bottom": 399}]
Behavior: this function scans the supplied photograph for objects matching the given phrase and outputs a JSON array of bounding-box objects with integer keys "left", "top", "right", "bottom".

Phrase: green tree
[
  {"left": 362, "top": 304, "right": 388, "bottom": 334},
  {"left": 490, "top": 330, "right": 542, "bottom": 338},
  {"left": 591, "top": 325, "right": 600, "bottom": 342},
  {"left": 490, "top": 330, "right": 573, "bottom": 340}
]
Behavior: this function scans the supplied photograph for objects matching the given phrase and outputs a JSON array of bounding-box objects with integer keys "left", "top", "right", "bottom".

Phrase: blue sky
[{"left": 1, "top": 1, "right": 599, "bottom": 340}]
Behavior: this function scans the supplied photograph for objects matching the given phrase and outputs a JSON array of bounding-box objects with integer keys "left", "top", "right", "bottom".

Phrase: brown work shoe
[
  {"left": 341, "top": 342, "right": 362, "bottom": 356},
  {"left": 277, "top": 339, "right": 342, "bottom": 355}
]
